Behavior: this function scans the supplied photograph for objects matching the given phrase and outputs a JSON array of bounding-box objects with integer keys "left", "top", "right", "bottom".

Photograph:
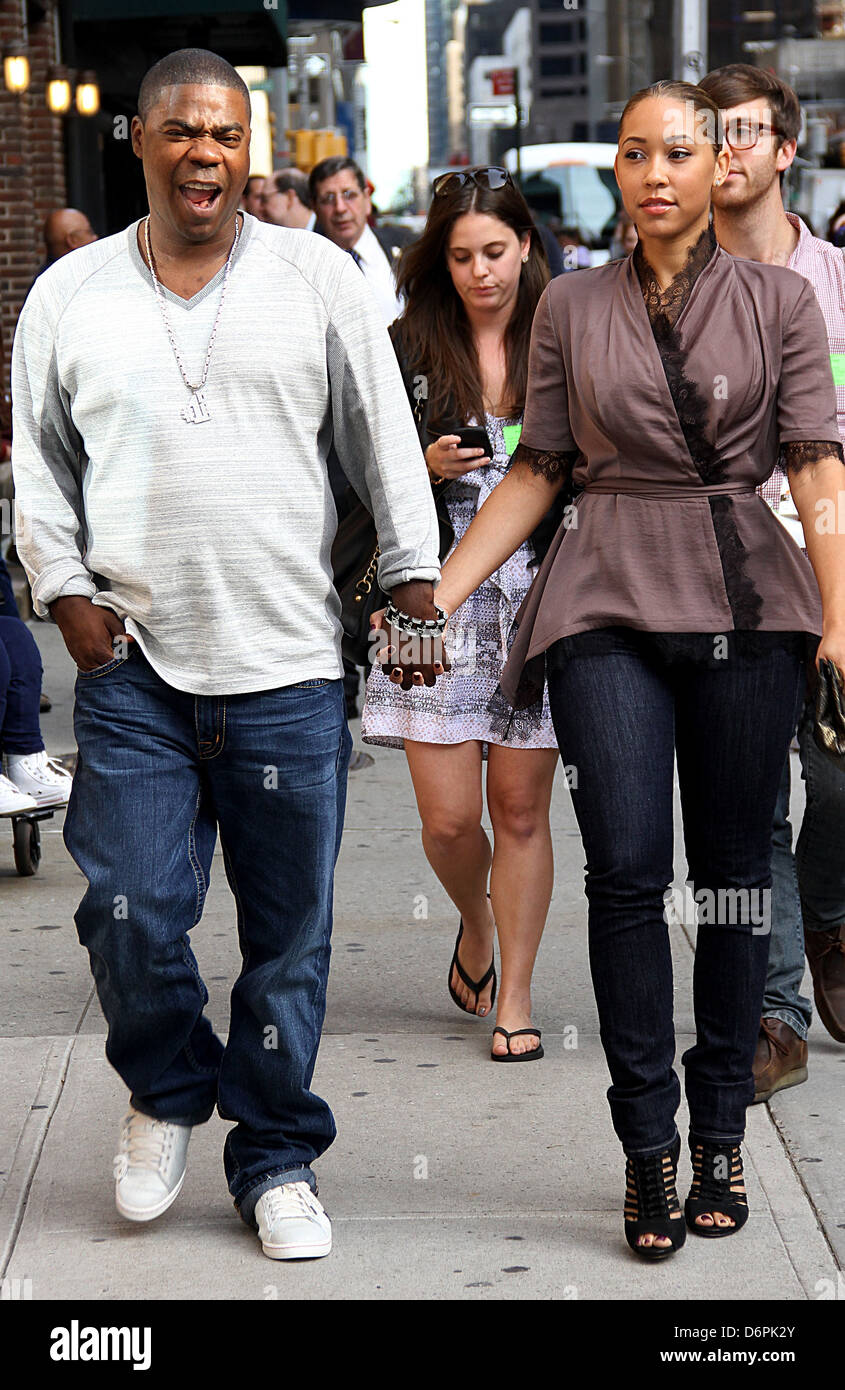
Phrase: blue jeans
[
  {"left": 63, "top": 643, "right": 352, "bottom": 1224},
  {"left": 0, "top": 553, "right": 44, "bottom": 756},
  {"left": 765, "top": 693, "right": 845, "bottom": 1037},
  {"left": 546, "top": 633, "right": 801, "bottom": 1155},
  {"left": 0, "top": 554, "right": 20, "bottom": 617}
]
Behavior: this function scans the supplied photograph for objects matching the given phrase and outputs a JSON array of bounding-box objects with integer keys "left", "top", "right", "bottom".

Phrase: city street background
[{"left": 0, "top": 620, "right": 842, "bottom": 1301}]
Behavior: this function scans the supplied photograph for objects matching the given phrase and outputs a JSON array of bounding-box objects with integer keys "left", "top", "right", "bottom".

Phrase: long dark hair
[{"left": 393, "top": 171, "right": 549, "bottom": 425}]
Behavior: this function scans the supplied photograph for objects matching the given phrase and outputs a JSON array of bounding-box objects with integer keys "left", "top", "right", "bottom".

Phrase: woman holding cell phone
[{"left": 361, "top": 167, "right": 562, "bottom": 1061}]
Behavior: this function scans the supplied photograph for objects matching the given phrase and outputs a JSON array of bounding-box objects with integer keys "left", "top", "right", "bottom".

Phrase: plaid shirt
[{"left": 758, "top": 213, "right": 845, "bottom": 517}]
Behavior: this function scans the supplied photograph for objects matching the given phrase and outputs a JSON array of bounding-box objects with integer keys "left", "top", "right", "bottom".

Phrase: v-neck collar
[
  {"left": 128, "top": 211, "right": 252, "bottom": 309},
  {"left": 619, "top": 228, "right": 727, "bottom": 482},
  {"left": 633, "top": 224, "right": 718, "bottom": 333}
]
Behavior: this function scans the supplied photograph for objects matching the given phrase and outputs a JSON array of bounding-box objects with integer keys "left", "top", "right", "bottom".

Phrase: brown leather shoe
[
  {"left": 804, "top": 923, "right": 845, "bottom": 1044},
  {"left": 751, "top": 1018, "right": 808, "bottom": 1104}
]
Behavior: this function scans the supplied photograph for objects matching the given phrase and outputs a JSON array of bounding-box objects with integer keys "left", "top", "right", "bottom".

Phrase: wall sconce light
[
  {"left": 75, "top": 71, "right": 100, "bottom": 116},
  {"left": 46, "top": 64, "right": 73, "bottom": 115},
  {"left": 3, "top": 45, "right": 31, "bottom": 95}
]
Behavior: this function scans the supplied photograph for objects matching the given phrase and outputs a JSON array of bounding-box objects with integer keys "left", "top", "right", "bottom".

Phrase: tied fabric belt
[{"left": 581, "top": 481, "right": 756, "bottom": 502}]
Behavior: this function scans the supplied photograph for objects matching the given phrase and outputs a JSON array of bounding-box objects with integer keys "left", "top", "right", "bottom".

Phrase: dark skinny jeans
[{"left": 546, "top": 630, "right": 802, "bottom": 1156}]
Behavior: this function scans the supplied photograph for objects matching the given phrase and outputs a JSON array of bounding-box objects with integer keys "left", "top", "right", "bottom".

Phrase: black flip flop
[
  {"left": 490, "top": 1026, "right": 544, "bottom": 1062},
  {"left": 448, "top": 919, "right": 497, "bottom": 1016}
]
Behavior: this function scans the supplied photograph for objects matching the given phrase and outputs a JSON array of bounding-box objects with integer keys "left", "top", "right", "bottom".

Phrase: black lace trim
[
  {"left": 709, "top": 497, "right": 763, "bottom": 628},
  {"left": 486, "top": 681, "right": 549, "bottom": 740},
  {"left": 650, "top": 312, "right": 729, "bottom": 487},
  {"left": 512, "top": 440, "right": 579, "bottom": 485},
  {"left": 634, "top": 225, "right": 717, "bottom": 331},
  {"left": 636, "top": 226, "right": 763, "bottom": 629},
  {"left": 779, "top": 439, "right": 845, "bottom": 472}
]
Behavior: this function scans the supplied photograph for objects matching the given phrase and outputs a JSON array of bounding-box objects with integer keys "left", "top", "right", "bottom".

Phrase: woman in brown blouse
[{"left": 408, "top": 82, "right": 845, "bottom": 1259}]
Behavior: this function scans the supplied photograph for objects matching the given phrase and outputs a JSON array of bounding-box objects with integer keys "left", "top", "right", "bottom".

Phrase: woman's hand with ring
[{"left": 369, "top": 601, "right": 450, "bottom": 688}]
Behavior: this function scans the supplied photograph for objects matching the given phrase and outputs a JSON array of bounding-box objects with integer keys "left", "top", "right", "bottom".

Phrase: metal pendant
[{"left": 181, "top": 389, "right": 211, "bottom": 425}]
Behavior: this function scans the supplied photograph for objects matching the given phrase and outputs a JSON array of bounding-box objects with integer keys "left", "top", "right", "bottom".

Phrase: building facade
[{"left": 0, "top": 0, "right": 66, "bottom": 378}]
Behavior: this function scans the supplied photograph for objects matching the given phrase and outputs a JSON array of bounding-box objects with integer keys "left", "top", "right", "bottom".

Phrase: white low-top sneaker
[
  {"left": 113, "top": 1106, "right": 192, "bottom": 1222},
  {"left": 0, "top": 773, "right": 38, "bottom": 816},
  {"left": 255, "top": 1181, "right": 332, "bottom": 1260},
  {"left": 5, "top": 751, "right": 73, "bottom": 808}
]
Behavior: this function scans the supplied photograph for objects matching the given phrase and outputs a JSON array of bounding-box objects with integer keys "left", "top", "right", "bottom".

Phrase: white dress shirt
[{"left": 350, "top": 222, "right": 404, "bottom": 326}]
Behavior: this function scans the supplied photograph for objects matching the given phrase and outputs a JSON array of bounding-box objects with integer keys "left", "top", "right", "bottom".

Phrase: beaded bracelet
[{"left": 385, "top": 599, "right": 448, "bottom": 637}]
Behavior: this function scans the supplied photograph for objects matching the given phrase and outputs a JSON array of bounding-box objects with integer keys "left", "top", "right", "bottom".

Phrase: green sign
[{"left": 502, "top": 423, "right": 522, "bottom": 457}]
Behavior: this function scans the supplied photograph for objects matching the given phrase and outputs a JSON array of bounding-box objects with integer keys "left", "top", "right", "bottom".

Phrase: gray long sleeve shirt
[{"left": 11, "top": 214, "right": 440, "bottom": 694}]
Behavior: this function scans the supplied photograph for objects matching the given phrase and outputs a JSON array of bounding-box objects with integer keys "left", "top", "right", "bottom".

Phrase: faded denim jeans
[{"left": 64, "top": 642, "right": 351, "bottom": 1224}]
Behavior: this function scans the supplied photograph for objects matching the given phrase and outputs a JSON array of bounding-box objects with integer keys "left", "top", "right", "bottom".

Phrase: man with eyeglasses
[
  {"left": 259, "top": 169, "right": 317, "bottom": 231},
  {"left": 701, "top": 64, "right": 845, "bottom": 1104},
  {"left": 309, "top": 156, "right": 413, "bottom": 326}
]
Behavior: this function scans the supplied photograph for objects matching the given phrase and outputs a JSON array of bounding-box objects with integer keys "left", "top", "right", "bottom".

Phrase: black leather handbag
[
  {"left": 331, "top": 499, "right": 386, "bottom": 668},
  {"left": 330, "top": 376, "right": 432, "bottom": 669},
  {"left": 813, "top": 657, "right": 845, "bottom": 768}
]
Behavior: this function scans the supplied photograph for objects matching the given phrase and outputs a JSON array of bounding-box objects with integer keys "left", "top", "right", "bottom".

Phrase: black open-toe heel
[
  {"left": 624, "top": 1132, "right": 686, "bottom": 1260},
  {"left": 685, "top": 1135, "right": 748, "bottom": 1238}
]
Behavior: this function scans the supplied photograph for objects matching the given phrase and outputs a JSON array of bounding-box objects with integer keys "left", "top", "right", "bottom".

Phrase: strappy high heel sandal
[
  {"left": 624, "top": 1132, "right": 686, "bottom": 1260},
  {"left": 685, "top": 1135, "right": 748, "bottom": 1238}
]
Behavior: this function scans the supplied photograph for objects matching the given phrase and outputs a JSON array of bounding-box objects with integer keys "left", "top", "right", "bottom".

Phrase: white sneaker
[
  {"left": 5, "top": 751, "right": 73, "bottom": 808},
  {"left": 113, "top": 1106, "right": 192, "bottom": 1222},
  {"left": 255, "top": 1182, "right": 332, "bottom": 1260},
  {"left": 0, "top": 773, "right": 38, "bottom": 816}
]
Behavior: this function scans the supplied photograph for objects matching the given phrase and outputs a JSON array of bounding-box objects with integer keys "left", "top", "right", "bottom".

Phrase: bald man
[
  {"left": 24, "top": 210, "right": 97, "bottom": 303},
  {"left": 43, "top": 209, "right": 98, "bottom": 263}
]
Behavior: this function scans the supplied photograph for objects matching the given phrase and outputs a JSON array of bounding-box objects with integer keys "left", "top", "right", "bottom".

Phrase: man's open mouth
[{"left": 180, "top": 182, "right": 222, "bottom": 211}]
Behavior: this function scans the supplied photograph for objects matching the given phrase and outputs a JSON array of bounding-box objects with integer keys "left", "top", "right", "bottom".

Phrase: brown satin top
[{"left": 499, "top": 228, "right": 843, "bottom": 708}]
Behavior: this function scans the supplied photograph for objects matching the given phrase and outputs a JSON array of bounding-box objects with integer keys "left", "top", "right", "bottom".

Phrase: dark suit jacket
[{"left": 371, "top": 221, "right": 416, "bottom": 267}]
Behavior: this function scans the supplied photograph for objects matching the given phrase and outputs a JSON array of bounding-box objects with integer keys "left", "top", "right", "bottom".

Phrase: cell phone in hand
[{"left": 453, "top": 425, "right": 493, "bottom": 457}]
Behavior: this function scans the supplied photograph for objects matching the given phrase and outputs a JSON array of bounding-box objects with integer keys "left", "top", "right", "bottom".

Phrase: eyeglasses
[
  {"left": 724, "top": 117, "right": 781, "bottom": 150},
  {"left": 316, "top": 188, "right": 363, "bottom": 208},
  {"left": 432, "top": 167, "right": 513, "bottom": 198}
]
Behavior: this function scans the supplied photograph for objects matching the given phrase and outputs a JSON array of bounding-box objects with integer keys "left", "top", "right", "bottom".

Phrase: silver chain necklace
[{"left": 143, "top": 214, "right": 241, "bottom": 425}]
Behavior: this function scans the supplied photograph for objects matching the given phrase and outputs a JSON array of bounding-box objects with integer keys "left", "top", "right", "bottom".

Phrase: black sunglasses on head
[{"left": 432, "top": 167, "right": 513, "bottom": 198}]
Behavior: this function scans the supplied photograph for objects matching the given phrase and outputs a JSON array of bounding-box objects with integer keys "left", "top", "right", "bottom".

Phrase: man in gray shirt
[{"left": 12, "top": 48, "right": 444, "bottom": 1262}]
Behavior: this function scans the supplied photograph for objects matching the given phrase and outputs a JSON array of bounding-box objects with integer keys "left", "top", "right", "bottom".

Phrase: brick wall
[{"left": 0, "top": 0, "right": 67, "bottom": 395}]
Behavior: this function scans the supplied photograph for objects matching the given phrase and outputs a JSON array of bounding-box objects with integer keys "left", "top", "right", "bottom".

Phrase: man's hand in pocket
[{"left": 49, "top": 595, "right": 133, "bottom": 672}]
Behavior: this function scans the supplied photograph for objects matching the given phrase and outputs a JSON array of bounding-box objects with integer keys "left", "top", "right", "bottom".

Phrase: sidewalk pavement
[{"left": 0, "top": 621, "right": 842, "bottom": 1301}]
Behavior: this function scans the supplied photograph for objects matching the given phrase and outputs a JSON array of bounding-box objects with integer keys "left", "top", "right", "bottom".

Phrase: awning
[
  {"left": 71, "top": 0, "right": 396, "bottom": 26},
  {"left": 71, "top": 1, "right": 287, "bottom": 67},
  {"left": 71, "top": 0, "right": 286, "bottom": 31},
  {"left": 288, "top": 0, "right": 395, "bottom": 15}
]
